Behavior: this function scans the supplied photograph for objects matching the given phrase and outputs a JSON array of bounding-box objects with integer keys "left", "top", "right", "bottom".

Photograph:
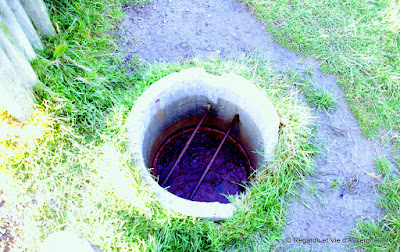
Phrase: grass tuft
[
  {"left": 299, "top": 80, "right": 338, "bottom": 111},
  {"left": 352, "top": 157, "right": 399, "bottom": 251}
]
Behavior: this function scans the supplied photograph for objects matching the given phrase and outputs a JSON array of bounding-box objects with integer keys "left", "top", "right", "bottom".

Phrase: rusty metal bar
[
  {"left": 161, "top": 106, "right": 211, "bottom": 187},
  {"left": 189, "top": 114, "right": 239, "bottom": 200}
]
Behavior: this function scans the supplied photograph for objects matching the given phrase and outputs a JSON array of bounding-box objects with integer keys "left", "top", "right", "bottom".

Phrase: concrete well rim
[{"left": 126, "top": 68, "right": 279, "bottom": 220}]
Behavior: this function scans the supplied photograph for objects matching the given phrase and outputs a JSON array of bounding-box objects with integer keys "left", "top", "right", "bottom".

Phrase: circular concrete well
[{"left": 126, "top": 68, "right": 279, "bottom": 220}]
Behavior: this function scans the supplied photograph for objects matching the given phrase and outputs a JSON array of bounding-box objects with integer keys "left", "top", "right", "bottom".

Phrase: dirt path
[
  {"left": 118, "top": 0, "right": 388, "bottom": 250},
  {"left": 119, "top": 0, "right": 271, "bottom": 62},
  {"left": 283, "top": 83, "right": 385, "bottom": 250}
]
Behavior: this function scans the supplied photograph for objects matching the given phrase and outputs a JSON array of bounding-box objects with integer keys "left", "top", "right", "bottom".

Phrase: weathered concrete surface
[{"left": 126, "top": 68, "right": 279, "bottom": 220}]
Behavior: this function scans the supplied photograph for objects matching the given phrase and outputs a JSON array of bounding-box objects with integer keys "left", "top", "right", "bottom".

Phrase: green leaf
[{"left": 53, "top": 44, "right": 67, "bottom": 59}]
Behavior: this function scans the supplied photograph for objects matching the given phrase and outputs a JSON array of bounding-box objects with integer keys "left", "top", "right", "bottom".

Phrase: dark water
[{"left": 153, "top": 128, "right": 250, "bottom": 203}]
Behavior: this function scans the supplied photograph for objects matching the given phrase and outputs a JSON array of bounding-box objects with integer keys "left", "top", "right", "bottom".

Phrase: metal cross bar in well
[
  {"left": 161, "top": 105, "right": 212, "bottom": 187},
  {"left": 189, "top": 114, "right": 239, "bottom": 200}
]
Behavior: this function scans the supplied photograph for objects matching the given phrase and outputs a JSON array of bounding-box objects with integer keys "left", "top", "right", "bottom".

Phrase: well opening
[
  {"left": 127, "top": 69, "right": 279, "bottom": 220},
  {"left": 148, "top": 110, "right": 253, "bottom": 203}
]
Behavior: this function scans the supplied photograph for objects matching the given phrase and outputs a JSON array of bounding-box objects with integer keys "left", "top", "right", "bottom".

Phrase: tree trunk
[
  {"left": 20, "top": 0, "right": 56, "bottom": 38},
  {"left": 0, "top": 0, "right": 36, "bottom": 60},
  {"left": 0, "top": 46, "right": 34, "bottom": 122},
  {"left": 6, "top": 0, "right": 43, "bottom": 50}
]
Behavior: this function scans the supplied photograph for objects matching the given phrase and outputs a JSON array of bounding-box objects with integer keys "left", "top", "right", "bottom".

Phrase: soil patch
[
  {"left": 118, "top": 0, "right": 392, "bottom": 249},
  {"left": 118, "top": 0, "right": 270, "bottom": 62},
  {"left": 0, "top": 199, "right": 29, "bottom": 252}
]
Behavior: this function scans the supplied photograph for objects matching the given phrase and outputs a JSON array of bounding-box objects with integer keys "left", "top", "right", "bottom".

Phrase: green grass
[
  {"left": 330, "top": 178, "right": 341, "bottom": 190},
  {"left": 351, "top": 157, "right": 400, "bottom": 251},
  {"left": 299, "top": 79, "right": 338, "bottom": 111},
  {"left": 241, "top": 1, "right": 400, "bottom": 250},
  {"left": 0, "top": 0, "right": 318, "bottom": 251},
  {"left": 242, "top": 0, "right": 400, "bottom": 145}
]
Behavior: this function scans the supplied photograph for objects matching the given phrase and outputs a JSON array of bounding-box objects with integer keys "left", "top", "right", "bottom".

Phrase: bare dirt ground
[
  {"left": 0, "top": 186, "right": 37, "bottom": 252},
  {"left": 119, "top": 0, "right": 271, "bottom": 62},
  {"left": 117, "top": 0, "right": 397, "bottom": 250}
]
